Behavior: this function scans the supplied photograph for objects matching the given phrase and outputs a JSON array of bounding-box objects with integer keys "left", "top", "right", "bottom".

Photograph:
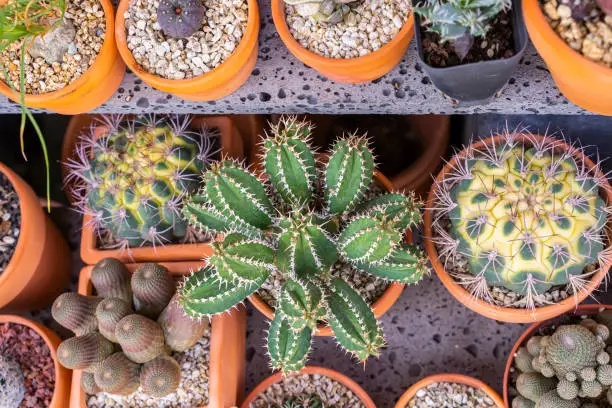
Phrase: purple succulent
[{"left": 157, "top": 0, "right": 205, "bottom": 39}]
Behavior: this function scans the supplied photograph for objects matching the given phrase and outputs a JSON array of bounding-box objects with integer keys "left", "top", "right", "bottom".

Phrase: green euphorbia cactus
[{"left": 178, "top": 116, "right": 428, "bottom": 374}]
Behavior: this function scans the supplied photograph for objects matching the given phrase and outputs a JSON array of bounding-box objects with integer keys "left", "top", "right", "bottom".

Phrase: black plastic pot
[{"left": 413, "top": 0, "right": 529, "bottom": 103}]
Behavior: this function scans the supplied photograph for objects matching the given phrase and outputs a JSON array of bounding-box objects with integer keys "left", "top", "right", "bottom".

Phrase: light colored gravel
[
  {"left": 542, "top": 0, "right": 612, "bottom": 67},
  {"left": 285, "top": 0, "right": 411, "bottom": 59},
  {"left": 86, "top": 328, "right": 210, "bottom": 408},
  {"left": 250, "top": 373, "right": 366, "bottom": 408},
  {"left": 405, "top": 382, "right": 495, "bottom": 408},
  {"left": 125, "top": 0, "right": 248, "bottom": 80},
  {"left": 0, "top": 0, "right": 105, "bottom": 94}
]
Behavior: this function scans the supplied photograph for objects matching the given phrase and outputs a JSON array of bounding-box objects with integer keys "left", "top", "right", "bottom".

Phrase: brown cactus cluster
[{"left": 52, "top": 258, "right": 209, "bottom": 397}]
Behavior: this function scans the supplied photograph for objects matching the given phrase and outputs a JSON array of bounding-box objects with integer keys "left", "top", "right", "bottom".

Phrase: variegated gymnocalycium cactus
[
  {"left": 179, "top": 116, "right": 427, "bottom": 374},
  {"left": 432, "top": 133, "right": 610, "bottom": 305}
]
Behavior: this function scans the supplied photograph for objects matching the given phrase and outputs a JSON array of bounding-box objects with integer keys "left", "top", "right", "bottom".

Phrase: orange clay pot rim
[
  {"left": 502, "top": 303, "right": 611, "bottom": 406},
  {"left": 523, "top": 0, "right": 611, "bottom": 74},
  {"left": 0, "top": 0, "right": 116, "bottom": 101},
  {"left": 395, "top": 373, "right": 505, "bottom": 408},
  {"left": 241, "top": 365, "right": 376, "bottom": 408},
  {"left": 424, "top": 133, "right": 612, "bottom": 318},
  {"left": 0, "top": 315, "right": 63, "bottom": 406},
  {"left": 115, "top": 0, "right": 258, "bottom": 87},
  {"left": 271, "top": 0, "right": 414, "bottom": 68},
  {"left": 248, "top": 170, "right": 407, "bottom": 336}
]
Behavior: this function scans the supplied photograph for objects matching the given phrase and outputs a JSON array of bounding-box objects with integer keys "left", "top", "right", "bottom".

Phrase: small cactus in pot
[
  {"left": 157, "top": 0, "right": 205, "bottom": 38},
  {"left": 178, "top": 116, "right": 428, "bottom": 374},
  {"left": 284, "top": 0, "right": 360, "bottom": 24},
  {"left": 65, "top": 115, "right": 216, "bottom": 252}
]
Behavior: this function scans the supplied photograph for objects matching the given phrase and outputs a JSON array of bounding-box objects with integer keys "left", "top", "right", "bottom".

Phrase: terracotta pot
[
  {"left": 77, "top": 115, "right": 245, "bottom": 264},
  {"left": 0, "top": 0, "right": 125, "bottom": 114},
  {"left": 271, "top": 0, "right": 414, "bottom": 83},
  {"left": 248, "top": 171, "right": 407, "bottom": 336},
  {"left": 114, "top": 0, "right": 259, "bottom": 101},
  {"left": 0, "top": 314, "right": 71, "bottom": 408},
  {"left": 424, "top": 134, "right": 612, "bottom": 323},
  {"left": 523, "top": 0, "right": 612, "bottom": 115},
  {"left": 503, "top": 303, "right": 609, "bottom": 406},
  {"left": 71, "top": 262, "right": 246, "bottom": 408},
  {"left": 395, "top": 374, "right": 504, "bottom": 408},
  {"left": 241, "top": 366, "right": 376, "bottom": 408},
  {"left": 389, "top": 115, "right": 450, "bottom": 199},
  {"left": 0, "top": 163, "right": 70, "bottom": 311}
]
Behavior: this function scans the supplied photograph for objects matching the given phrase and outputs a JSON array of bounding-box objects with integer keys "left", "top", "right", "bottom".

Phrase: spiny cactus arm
[
  {"left": 278, "top": 278, "right": 326, "bottom": 331},
  {"left": 325, "top": 278, "right": 385, "bottom": 361},
  {"left": 263, "top": 117, "right": 317, "bottom": 206},
  {"left": 338, "top": 216, "right": 401, "bottom": 263},
  {"left": 267, "top": 312, "right": 312, "bottom": 374},
  {"left": 209, "top": 233, "right": 276, "bottom": 283},
  {"left": 203, "top": 160, "right": 274, "bottom": 232},
  {"left": 178, "top": 265, "right": 267, "bottom": 318},
  {"left": 182, "top": 200, "right": 233, "bottom": 234},
  {"left": 356, "top": 192, "right": 423, "bottom": 232},
  {"left": 324, "top": 136, "right": 374, "bottom": 216},
  {"left": 351, "top": 244, "right": 429, "bottom": 284}
]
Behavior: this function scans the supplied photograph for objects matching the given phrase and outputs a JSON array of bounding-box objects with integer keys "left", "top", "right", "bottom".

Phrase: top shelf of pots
[{"left": 0, "top": 0, "right": 609, "bottom": 115}]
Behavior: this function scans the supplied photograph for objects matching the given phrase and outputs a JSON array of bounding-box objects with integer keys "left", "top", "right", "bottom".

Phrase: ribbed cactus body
[
  {"left": 52, "top": 293, "right": 101, "bottom": 336},
  {"left": 0, "top": 355, "right": 26, "bottom": 408},
  {"left": 158, "top": 295, "right": 209, "bottom": 352},
  {"left": 352, "top": 244, "right": 428, "bottom": 283},
  {"left": 57, "top": 332, "right": 115, "bottom": 370},
  {"left": 96, "top": 298, "right": 133, "bottom": 342},
  {"left": 209, "top": 233, "right": 275, "bottom": 283},
  {"left": 546, "top": 325, "right": 602, "bottom": 377},
  {"left": 140, "top": 355, "right": 181, "bottom": 397},
  {"left": 81, "top": 371, "right": 101, "bottom": 394},
  {"left": 535, "top": 390, "right": 579, "bottom": 408},
  {"left": 516, "top": 372, "right": 557, "bottom": 402},
  {"left": 91, "top": 258, "right": 132, "bottom": 303},
  {"left": 94, "top": 352, "right": 140, "bottom": 395},
  {"left": 357, "top": 193, "right": 422, "bottom": 231},
  {"left": 267, "top": 313, "right": 312, "bottom": 373},
  {"left": 338, "top": 216, "right": 402, "bottom": 263},
  {"left": 69, "top": 116, "right": 213, "bottom": 247},
  {"left": 131, "top": 263, "right": 176, "bottom": 319},
  {"left": 278, "top": 279, "right": 325, "bottom": 330},
  {"left": 115, "top": 314, "right": 165, "bottom": 363}
]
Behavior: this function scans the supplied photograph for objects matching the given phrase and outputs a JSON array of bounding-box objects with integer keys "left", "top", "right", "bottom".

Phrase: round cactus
[
  {"left": 556, "top": 379, "right": 579, "bottom": 400},
  {"left": 52, "top": 293, "right": 101, "bottom": 336},
  {"left": 80, "top": 371, "right": 100, "bottom": 394},
  {"left": 67, "top": 115, "right": 214, "bottom": 248},
  {"left": 96, "top": 298, "right": 133, "bottom": 342},
  {"left": 0, "top": 355, "right": 26, "bottom": 408},
  {"left": 157, "top": 0, "right": 204, "bottom": 38},
  {"left": 432, "top": 135, "right": 608, "bottom": 302},
  {"left": 157, "top": 294, "right": 208, "bottom": 352},
  {"left": 115, "top": 314, "right": 165, "bottom": 363},
  {"left": 140, "top": 355, "right": 181, "bottom": 397},
  {"left": 131, "top": 263, "right": 176, "bottom": 319},
  {"left": 597, "top": 364, "right": 612, "bottom": 385},
  {"left": 527, "top": 336, "right": 543, "bottom": 356},
  {"left": 516, "top": 372, "right": 557, "bottom": 402},
  {"left": 512, "top": 396, "right": 535, "bottom": 408},
  {"left": 546, "top": 325, "right": 602, "bottom": 378},
  {"left": 57, "top": 332, "right": 115, "bottom": 371},
  {"left": 91, "top": 258, "right": 132, "bottom": 303},
  {"left": 534, "top": 390, "right": 579, "bottom": 408},
  {"left": 515, "top": 347, "right": 536, "bottom": 373},
  {"left": 580, "top": 380, "right": 603, "bottom": 398},
  {"left": 94, "top": 352, "right": 140, "bottom": 395}
]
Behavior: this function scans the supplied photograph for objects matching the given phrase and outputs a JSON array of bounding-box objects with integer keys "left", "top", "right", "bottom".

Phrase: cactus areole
[
  {"left": 178, "top": 116, "right": 428, "bottom": 374},
  {"left": 157, "top": 0, "right": 205, "bottom": 38}
]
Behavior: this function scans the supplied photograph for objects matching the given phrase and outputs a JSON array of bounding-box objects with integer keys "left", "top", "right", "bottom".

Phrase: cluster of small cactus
[
  {"left": 280, "top": 394, "right": 325, "bottom": 408},
  {"left": 414, "top": 0, "right": 513, "bottom": 59},
  {"left": 432, "top": 133, "right": 610, "bottom": 308},
  {"left": 0, "top": 354, "right": 26, "bottom": 408},
  {"left": 512, "top": 311, "right": 612, "bottom": 407},
  {"left": 284, "top": 0, "right": 360, "bottom": 25},
  {"left": 53, "top": 258, "right": 209, "bottom": 397},
  {"left": 157, "top": 0, "right": 205, "bottom": 38},
  {"left": 178, "top": 116, "right": 427, "bottom": 374},
  {"left": 65, "top": 115, "right": 215, "bottom": 250}
]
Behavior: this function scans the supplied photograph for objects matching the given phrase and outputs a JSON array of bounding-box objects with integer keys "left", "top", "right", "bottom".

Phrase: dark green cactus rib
[
  {"left": 338, "top": 216, "right": 401, "bottom": 262},
  {"left": 181, "top": 201, "right": 233, "bottom": 235},
  {"left": 278, "top": 279, "right": 326, "bottom": 330},
  {"left": 326, "top": 278, "right": 385, "bottom": 361},
  {"left": 263, "top": 117, "right": 316, "bottom": 206},
  {"left": 209, "top": 232, "right": 275, "bottom": 283},
  {"left": 324, "top": 136, "right": 374, "bottom": 216},
  {"left": 179, "top": 266, "right": 267, "bottom": 317},
  {"left": 352, "top": 244, "right": 428, "bottom": 284},
  {"left": 357, "top": 193, "right": 422, "bottom": 231},
  {"left": 267, "top": 312, "right": 312, "bottom": 373}
]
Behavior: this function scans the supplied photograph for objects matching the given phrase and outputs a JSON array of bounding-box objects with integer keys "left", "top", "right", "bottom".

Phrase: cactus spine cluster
[
  {"left": 0, "top": 355, "right": 26, "bottom": 408},
  {"left": 432, "top": 134, "right": 610, "bottom": 308},
  {"left": 512, "top": 312, "right": 612, "bottom": 407},
  {"left": 55, "top": 257, "right": 208, "bottom": 397},
  {"left": 280, "top": 394, "right": 325, "bottom": 408},
  {"left": 65, "top": 115, "right": 215, "bottom": 249},
  {"left": 178, "top": 116, "right": 427, "bottom": 374}
]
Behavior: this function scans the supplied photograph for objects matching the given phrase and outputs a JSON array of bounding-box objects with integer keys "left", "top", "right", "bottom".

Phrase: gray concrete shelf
[{"left": 0, "top": 1, "right": 591, "bottom": 115}]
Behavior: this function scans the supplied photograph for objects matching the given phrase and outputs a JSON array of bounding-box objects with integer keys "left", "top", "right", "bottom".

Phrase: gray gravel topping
[
  {"left": 0, "top": 173, "right": 20, "bottom": 274},
  {"left": 405, "top": 382, "right": 496, "bottom": 408}
]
